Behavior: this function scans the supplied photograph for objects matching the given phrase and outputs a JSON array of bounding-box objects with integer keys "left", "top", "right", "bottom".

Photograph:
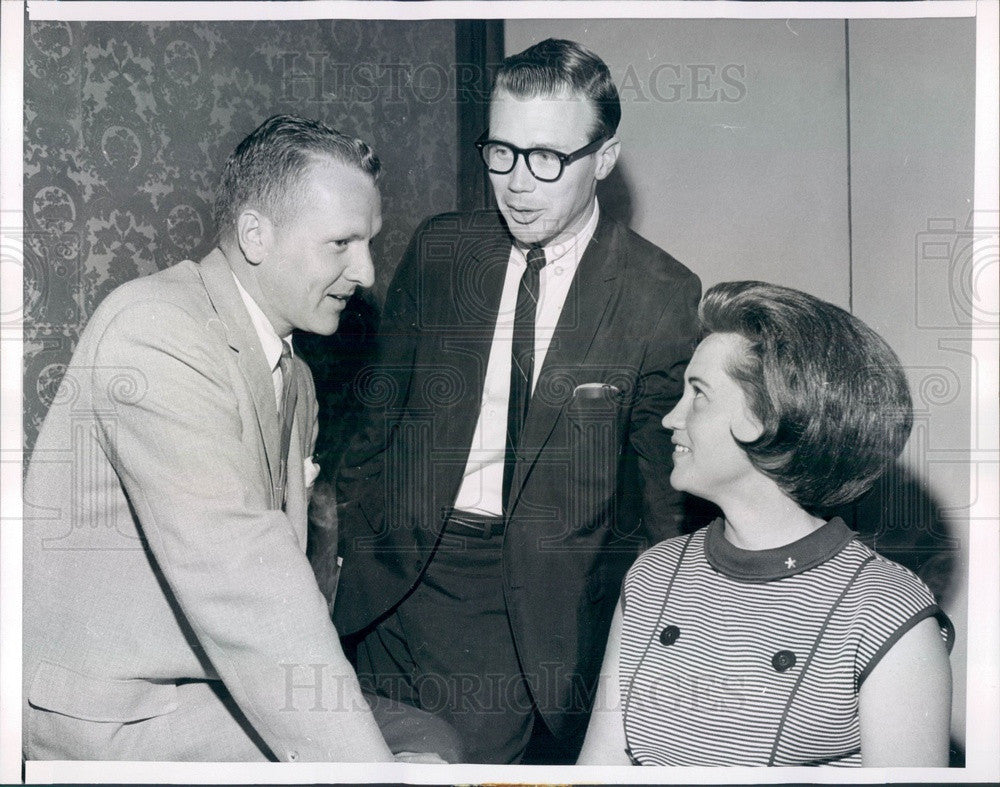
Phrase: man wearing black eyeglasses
[{"left": 331, "top": 38, "right": 701, "bottom": 763}]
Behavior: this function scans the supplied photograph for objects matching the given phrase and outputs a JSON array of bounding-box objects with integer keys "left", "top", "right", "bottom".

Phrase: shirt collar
[
  {"left": 231, "top": 271, "right": 288, "bottom": 373},
  {"left": 517, "top": 199, "right": 600, "bottom": 270},
  {"left": 704, "top": 516, "right": 857, "bottom": 582}
]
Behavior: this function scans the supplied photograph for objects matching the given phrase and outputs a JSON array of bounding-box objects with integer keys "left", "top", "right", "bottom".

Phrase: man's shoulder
[
  {"left": 95, "top": 259, "right": 204, "bottom": 316},
  {"left": 84, "top": 259, "right": 213, "bottom": 343},
  {"left": 611, "top": 219, "right": 698, "bottom": 285}
]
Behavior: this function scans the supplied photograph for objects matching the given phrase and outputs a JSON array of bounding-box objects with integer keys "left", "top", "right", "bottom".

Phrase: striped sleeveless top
[{"left": 619, "top": 518, "right": 953, "bottom": 766}]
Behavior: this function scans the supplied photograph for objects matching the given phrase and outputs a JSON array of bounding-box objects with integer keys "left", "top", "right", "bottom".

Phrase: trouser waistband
[{"left": 442, "top": 509, "right": 504, "bottom": 539}]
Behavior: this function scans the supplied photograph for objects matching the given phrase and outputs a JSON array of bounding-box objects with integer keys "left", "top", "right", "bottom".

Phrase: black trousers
[{"left": 355, "top": 523, "right": 536, "bottom": 764}]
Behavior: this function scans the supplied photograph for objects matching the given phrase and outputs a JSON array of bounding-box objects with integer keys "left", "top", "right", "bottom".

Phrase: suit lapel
[
  {"left": 437, "top": 214, "right": 511, "bottom": 461},
  {"left": 196, "top": 249, "right": 282, "bottom": 505},
  {"left": 510, "top": 215, "right": 623, "bottom": 507},
  {"left": 285, "top": 359, "right": 315, "bottom": 549},
  {"left": 284, "top": 417, "right": 308, "bottom": 549}
]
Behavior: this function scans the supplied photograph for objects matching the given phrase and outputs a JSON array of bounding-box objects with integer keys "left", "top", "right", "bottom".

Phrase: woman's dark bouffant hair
[{"left": 700, "top": 281, "right": 914, "bottom": 512}]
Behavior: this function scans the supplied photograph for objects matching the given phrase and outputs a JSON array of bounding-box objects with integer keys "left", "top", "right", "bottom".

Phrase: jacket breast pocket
[
  {"left": 566, "top": 383, "right": 627, "bottom": 439},
  {"left": 565, "top": 385, "right": 627, "bottom": 519}
]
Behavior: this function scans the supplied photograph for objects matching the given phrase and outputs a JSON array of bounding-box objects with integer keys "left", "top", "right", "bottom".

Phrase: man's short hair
[
  {"left": 699, "top": 280, "right": 914, "bottom": 513},
  {"left": 492, "top": 38, "right": 621, "bottom": 142},
  {"left": 213, "top": 114, "right": 380, "bottom": 244}
]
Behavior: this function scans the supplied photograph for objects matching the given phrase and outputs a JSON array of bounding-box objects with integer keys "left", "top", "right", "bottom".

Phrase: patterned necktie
[
  {"left": 503, "top": 246, "right": 546, "bottom": 513},
  {"left": 276, "top": 342, "right": 298, "bottom": 510}
]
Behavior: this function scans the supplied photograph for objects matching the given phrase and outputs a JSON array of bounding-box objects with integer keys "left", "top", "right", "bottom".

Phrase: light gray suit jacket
[{"left": 23, "top": 249, "right": 388, "bottom": 761}]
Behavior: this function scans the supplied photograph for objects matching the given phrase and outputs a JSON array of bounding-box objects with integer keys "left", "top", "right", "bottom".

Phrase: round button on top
[
  {"left": 772, "top": 650, "right": 796, "bottom": 672},
  {"left": 659, "top": 625, "right": 680, "bottom": 646}
]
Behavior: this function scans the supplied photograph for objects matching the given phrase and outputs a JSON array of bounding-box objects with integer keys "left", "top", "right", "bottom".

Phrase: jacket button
[
  {"left": 288, "top": 750, "right": 299, "bottom": 761},
  {"left": 772, "top": 650, "right": 796, "bottom": 672},
  {"left": 413, "top": 559, "right": 423, "bottom": 572},
  {"left": 659, "top": 625, "right": 680, "bottom": 646}
]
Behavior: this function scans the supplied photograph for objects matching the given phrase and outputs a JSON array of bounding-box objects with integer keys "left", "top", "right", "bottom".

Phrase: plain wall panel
[
  {"left": 849, "top": 19, "right": 974, "bottom": 466},
  {"left": 506, "top": 19, "right": 851, "bottom": 304},
  {"left": 848, "top": 18, "right": 975, "bottom": 745}
]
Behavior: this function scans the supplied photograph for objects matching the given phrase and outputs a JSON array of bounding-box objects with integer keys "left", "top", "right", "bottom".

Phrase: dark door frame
[{"left": 455, "top": 20, "right": 504, "bottom": 212}]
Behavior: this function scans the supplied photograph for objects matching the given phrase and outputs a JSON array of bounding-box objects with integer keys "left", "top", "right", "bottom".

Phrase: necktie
[
  {"left": 276, "top": 342, "right": 299, "bottom": 510},
  {"left": 503, "top": 246, "right": 546, "bottom": 512}
]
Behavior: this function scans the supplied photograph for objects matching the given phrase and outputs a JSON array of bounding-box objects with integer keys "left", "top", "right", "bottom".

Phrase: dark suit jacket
[{"left": 334, "top": 209, "right": 700, "bottom": 738}]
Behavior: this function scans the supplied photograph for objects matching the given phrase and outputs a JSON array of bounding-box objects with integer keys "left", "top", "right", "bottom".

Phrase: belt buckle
[{"left": 446, "top": 510, "right": 497, "bottom": 539}]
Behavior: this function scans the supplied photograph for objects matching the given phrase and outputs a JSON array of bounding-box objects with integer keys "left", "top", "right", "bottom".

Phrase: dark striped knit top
[{"left": 619, "top": 517, "right": 954, "bottom": 767}]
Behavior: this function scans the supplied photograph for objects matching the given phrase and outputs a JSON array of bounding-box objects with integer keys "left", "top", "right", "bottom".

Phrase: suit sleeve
[
  {"left": 628, "top": 270, "right": 701, "bottom": 544},
  {"left": 335, "top": 219, "right": 426, "bottom": 537},
  {"left": 90, "top": 301, "right": 392, "bottom": 762}
]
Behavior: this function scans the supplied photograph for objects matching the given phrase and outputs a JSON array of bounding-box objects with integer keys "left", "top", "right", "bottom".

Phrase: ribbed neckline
[{"left": 704, "top": 517, "right": 857, "bottom": 582}]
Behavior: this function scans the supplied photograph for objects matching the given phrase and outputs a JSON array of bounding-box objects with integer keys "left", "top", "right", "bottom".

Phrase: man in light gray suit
[{"left": 22, "top": 115, "right": 457, "bottom": 762}]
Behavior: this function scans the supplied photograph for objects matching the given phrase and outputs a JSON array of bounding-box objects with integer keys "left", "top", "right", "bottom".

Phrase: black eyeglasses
[{"left": 475, "top": 131, "right": 610, "bottom": 183}]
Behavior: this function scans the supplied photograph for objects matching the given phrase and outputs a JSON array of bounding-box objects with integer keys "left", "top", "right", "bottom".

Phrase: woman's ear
[{"left": 732, "top": 405, "right": 764, "bottom": 443}]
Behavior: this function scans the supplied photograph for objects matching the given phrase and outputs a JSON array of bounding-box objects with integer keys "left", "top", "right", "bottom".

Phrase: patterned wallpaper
[{"left": 23, "top": 19, "right": 460, "bottom": 465}]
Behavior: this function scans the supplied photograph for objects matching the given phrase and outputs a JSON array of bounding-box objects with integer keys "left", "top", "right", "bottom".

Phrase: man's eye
[
  {"left": 331, "top": 239, "right": 351, "bottom": 249},
  {"left": 489, "top": 145, "right": 513, "bottom": 164},
  {"left": 533, "top": 150, "right": 559, "bottom": 166}
]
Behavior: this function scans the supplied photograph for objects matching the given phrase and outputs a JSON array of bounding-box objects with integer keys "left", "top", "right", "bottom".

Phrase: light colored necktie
[{"left": 276, "top": 343, "right": 299, "bottom": 510}]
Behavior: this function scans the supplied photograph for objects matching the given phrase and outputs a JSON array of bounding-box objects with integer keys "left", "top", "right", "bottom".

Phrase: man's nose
[
  {"left": 506, "top": 153, "right": 536, "bottom": 192},
  {"left": 347, "top": 244, "right": 376, "bottom": 289}
]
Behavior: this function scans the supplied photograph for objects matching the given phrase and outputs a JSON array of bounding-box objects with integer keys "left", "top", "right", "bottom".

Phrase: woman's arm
[
  {"left": 858, "top": 616, "right": 952, "bottom": 766},
  {"left": 577, "top": 603, "right": 632, "bottom": 765}
]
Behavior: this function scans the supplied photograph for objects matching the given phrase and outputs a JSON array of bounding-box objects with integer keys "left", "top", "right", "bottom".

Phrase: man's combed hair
[
  {"left": 212, "top": 114, "right": 380, "bottom": 244},
  {"left": 493, "top": 38, "right": 621, "bottom": 141},
  {"left": 700, "top": 280, "right": 914, "bottom": 512}
]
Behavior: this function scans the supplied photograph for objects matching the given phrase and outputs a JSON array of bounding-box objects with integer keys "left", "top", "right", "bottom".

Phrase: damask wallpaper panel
[{"left": 23, "top": 18, "right": 461, "bottom": 458}]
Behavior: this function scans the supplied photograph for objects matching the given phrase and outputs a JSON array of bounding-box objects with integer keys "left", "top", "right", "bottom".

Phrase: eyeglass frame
[{"left": 474, "top": 131, "right": 611, "bottom": 183}]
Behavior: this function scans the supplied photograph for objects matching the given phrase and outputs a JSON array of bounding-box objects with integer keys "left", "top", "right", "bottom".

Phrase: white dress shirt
[
  {"left": 453, "top": 201, "right": 601, "bottom": 516},
  {"left": 231, "top": 271, "right": 292, "bottom": 412}
]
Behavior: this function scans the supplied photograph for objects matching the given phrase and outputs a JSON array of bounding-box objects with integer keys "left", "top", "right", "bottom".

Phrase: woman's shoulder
[
  {"left": 844, "top": 539, "right": 939, "bottom": 600},
  {"left": 838, "top": 540, "right": 954, "bottom": 657}
]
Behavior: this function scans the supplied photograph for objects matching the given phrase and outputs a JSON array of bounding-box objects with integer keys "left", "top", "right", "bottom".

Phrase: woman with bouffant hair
[{"left": 578, "top": 281, "right": 953, "bottom": 767}]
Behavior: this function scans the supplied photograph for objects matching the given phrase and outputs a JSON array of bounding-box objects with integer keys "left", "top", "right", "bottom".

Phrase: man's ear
[
  {"left": 594, "top": 137, "right": 621, "bottom": 181},
  {"left": 236, "top": 209, "right": 269, "bottom": 265}
]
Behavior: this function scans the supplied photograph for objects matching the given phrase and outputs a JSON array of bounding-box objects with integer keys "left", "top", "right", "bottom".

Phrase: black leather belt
[{"left": 443, "top": 509, "right": 505, "bottom": 539}]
